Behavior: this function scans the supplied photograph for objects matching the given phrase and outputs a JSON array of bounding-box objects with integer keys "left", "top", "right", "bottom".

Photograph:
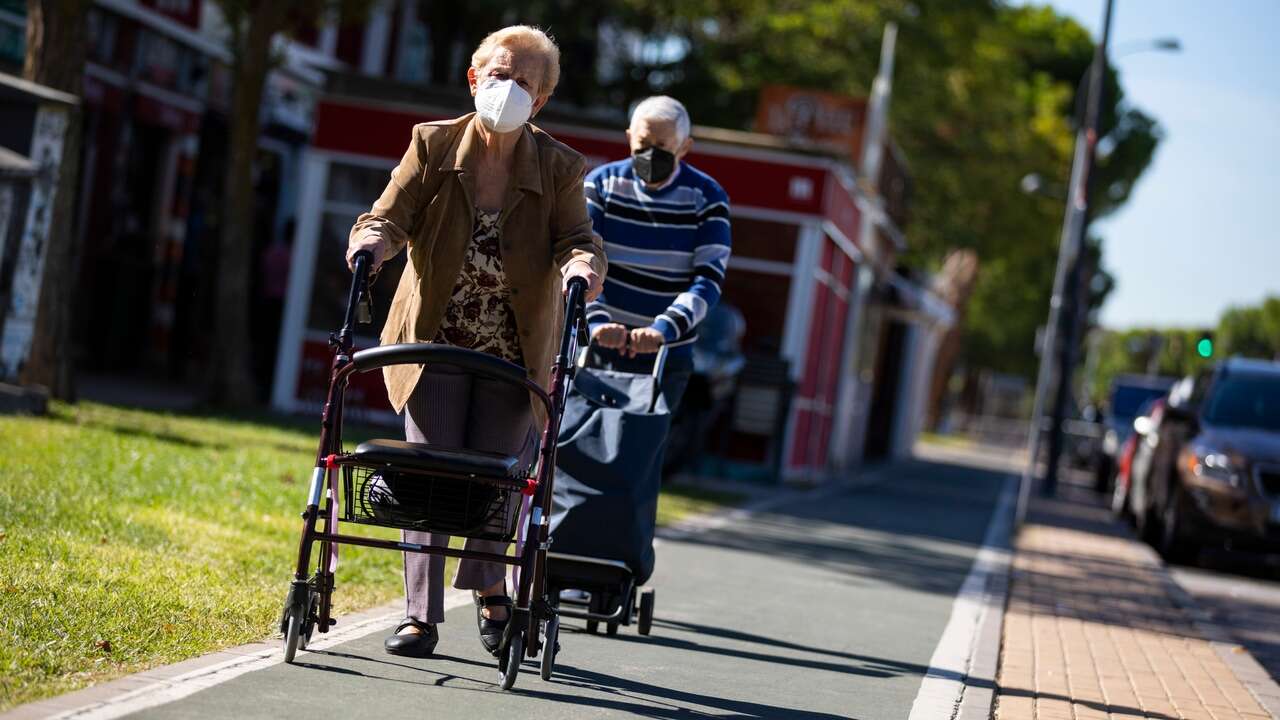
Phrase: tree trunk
[
  {"left": 925, "top": 249, "right": 979, "bottom": 430},
  {"left": 209, "top": 3, "right": 289, "bottom": 407},
  {"left": 18, "top": 0, "right": 90, "bottom": 400}
]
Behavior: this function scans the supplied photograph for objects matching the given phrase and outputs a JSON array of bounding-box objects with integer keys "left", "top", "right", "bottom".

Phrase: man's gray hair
[{"left": 630, "top": 96, "right": 691, "bottom": 142}]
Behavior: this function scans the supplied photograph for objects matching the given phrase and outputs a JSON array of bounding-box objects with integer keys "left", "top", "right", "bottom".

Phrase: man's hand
[
  {"left": 347, "top": 231, "right": 385, "bottom": 272},
  {"left": 591, "top": 323, "right": 628, "bottom": 350},
  {"left": 627, "top": 327, "right": 666, "bottom": 357},
  {"left": 563, "top": 259, "right": 603, "bottom": 301}
]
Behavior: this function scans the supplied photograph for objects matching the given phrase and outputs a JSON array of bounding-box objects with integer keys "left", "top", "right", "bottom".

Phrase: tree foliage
[{"left": 1088, "top": 295, "right": 1280, "bottom": 403}]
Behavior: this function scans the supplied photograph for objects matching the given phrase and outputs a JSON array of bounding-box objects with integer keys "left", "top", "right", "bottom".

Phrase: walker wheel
[
  {"left": 539, "top": 616, "right": 559, "bottom": 681},
  {"left": 606, "top": 621, "right": 619, "bottom": 637},
  {"left": 637, "top": 588, "right": 655, "bottom": 636},
  {"left": 282, "top": 605, "right": 302, "bottom": 663},
  {"left": 585, "top": 620, "right": 599, "bottom": 634},
  {"left": 299, "top": 592, "right": 319, "bottom": 650},
  {"left": 498, "top": 632, "right": 522, "bottom": 690}
]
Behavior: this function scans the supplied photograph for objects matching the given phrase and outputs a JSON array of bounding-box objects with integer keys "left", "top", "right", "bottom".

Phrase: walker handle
[{"left": 336, "top": 250, "right": 373, "bottom": 352}]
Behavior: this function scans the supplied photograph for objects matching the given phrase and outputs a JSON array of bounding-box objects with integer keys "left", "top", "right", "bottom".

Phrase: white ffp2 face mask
[{"left": 474, "top": 79, "right": 533, "bottom": 134}]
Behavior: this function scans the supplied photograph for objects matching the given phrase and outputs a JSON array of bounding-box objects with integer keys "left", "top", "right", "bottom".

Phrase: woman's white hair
[
  {"left": 471, "top": 25, "right": 561, "bottom": 97},
  {"left": 630, "top": 96, "right": 691, "bottom": 143}
]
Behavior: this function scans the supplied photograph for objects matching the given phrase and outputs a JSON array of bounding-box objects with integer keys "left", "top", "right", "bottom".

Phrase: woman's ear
[{"left": 466, "top": 66, "right": 479, "bottom": 96}]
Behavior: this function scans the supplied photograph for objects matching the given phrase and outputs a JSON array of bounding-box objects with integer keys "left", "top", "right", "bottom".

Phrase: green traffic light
[{"left": 1196, "top": 338, "right": 1213, "bottom": 358}]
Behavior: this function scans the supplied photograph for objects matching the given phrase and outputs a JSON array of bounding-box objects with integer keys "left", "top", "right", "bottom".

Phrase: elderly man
[{"left": 584, "top": 96, "right": 731, "bottom": 413}]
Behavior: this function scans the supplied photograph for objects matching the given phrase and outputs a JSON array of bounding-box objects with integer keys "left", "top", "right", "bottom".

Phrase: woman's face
[{"left": 468, "top": 47, "right": 549, "bottom": 117}]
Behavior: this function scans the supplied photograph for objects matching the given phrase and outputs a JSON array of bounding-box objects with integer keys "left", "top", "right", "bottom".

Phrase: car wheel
[
  {"left": 1093, "top": 457, "right": 1112, "bottom": 493},
  {"left": 1158, "top": 487, "right": 1199, "bottom": 565},
  {"left": 1136, "top": 497, "right": 1161, "bottom": 546}
]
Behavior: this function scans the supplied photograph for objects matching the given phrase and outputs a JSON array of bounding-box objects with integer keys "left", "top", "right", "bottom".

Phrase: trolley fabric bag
[{"left": 549, "top": 364, "right": 671, "bottom": 584}]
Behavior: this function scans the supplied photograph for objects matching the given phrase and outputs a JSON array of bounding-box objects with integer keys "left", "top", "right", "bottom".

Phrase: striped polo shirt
[{"left": 584, "top": 159, "right": 732, "bottom": 357}]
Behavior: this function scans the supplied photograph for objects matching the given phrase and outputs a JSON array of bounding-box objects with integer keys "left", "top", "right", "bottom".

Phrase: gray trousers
[{"left": 402, "top": 365, "right": 534, "bottom": 624}]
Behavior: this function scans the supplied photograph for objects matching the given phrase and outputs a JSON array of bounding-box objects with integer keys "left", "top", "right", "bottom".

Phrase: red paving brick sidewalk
[{"left": 994, "top": 483, "right": 1275, "bottom": 720}]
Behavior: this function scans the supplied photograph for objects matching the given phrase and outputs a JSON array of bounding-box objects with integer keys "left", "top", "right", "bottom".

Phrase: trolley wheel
[
  {"left": 498, "top": 632, "right": 523, "bottom": 691},
  {"left": 282, "top": 604, "right": 303, "bottom": 664},
  {"left": 585, "top": 619, "right": 599, "bottom": 634},
  {"left": 637, "top": 588, "right": 655, "bottom": 636},
  {"left": 606, "top": 621, "right": 619, "bottom": 637},
  {"left": 539, "top": 616, "right": 559, "bottom": 681}
]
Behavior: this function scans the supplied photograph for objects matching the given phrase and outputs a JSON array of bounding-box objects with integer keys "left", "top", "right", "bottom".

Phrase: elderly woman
[{"left": 345, "top": 25, "right": 605, "bottom": 659}]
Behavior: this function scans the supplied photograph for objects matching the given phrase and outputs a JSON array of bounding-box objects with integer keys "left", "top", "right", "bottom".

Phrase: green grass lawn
[{"left": 0, "top": 402, "right": 741, "bottom": 710}]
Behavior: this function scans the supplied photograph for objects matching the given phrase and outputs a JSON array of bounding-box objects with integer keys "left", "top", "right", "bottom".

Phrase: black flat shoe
[
  {"left": 384, "top": 618, "right": 438, "bottom": 657},
  {"left": 474, "top": 593, "right": 513, "bottom": 656}
]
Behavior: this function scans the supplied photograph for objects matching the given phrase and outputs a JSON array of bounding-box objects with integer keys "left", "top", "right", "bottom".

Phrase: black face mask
[{"left": 631, "top": 146, "right": 676, "bottom": 184}]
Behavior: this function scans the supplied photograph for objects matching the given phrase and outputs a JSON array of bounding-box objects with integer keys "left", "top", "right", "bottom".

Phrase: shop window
[
  {"left": 720, "top": 269, "right": 788, "bottom": 355},
  {"left": 308, "top": 160, "right": 405, "bottom": 343},
  {"left": 326, "top": 162, "right": 392, "bottom": 204},
  {"left": 729, "top": 216, "right": 797, "bottom": 264},
  {"left": 306, "top": 210, "right": 405, "bottom": 342}
]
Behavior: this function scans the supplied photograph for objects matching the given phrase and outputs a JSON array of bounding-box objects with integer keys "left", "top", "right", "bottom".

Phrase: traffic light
[{"left": 1196, "top": 332, "right": 1214, "bottom": 359}]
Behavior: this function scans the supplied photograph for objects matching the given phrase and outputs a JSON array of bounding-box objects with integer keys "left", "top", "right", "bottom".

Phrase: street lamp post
[
  {"left": 1017, "top": 0, "right": 1116, "bottom": 521},
  {"left": 1017, "top": 25, "right": 1181, "bottom": 523}
]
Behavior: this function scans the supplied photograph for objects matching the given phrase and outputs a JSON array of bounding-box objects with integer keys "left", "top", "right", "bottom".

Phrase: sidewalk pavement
[{"left": 995, "top": 480, "right": 1280, "bottom": 720}]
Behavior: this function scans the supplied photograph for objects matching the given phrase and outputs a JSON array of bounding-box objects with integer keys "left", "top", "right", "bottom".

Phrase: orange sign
[{"left": 755, "top": 85, "right": 867, "bottom": 160}]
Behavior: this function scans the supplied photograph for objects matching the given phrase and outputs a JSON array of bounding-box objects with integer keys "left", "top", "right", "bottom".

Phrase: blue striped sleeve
[{"left": 648, "top": 184, "right": 732, "bottom": 342}]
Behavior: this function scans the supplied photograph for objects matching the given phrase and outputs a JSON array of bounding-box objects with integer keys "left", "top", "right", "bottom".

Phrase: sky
[{"left": 1013, "top": 0, "right": 1280, "bottom": 330}]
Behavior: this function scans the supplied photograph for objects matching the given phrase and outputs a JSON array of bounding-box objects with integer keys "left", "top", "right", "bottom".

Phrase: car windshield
[
  {"left": 1203, "top": 374, "right": 1280, "bottom": 431},
  {"left": 1111, "top": 385, "right": 1169, "bottom": 418}
]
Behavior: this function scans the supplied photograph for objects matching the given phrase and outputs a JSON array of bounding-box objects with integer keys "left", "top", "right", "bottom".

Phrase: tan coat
[{"left": 349, "top": 114, "right": 606, "bottom": 416}]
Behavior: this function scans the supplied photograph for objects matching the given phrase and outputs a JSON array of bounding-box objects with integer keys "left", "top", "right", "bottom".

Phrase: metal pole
[{"left": 1018, "top": 0, "right": 1114, "bottom": 520}]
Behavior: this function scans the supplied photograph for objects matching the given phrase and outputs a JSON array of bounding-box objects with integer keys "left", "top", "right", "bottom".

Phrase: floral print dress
[{"left": 432, "top": 208, "right": 523, "bottom": 365}]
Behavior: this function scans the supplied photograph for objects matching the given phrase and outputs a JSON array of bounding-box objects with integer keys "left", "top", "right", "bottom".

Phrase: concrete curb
[
  {"left": 908, "top": 472, "right": 1018, "bottom": 720},
  {"left": 1137, "top": 544, "right": 1280, "bottom": 719}
]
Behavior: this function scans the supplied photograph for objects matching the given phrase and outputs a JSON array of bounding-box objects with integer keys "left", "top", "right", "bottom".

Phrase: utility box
[{"left": 0, "top": 72, "right": 78, "bottom": 382}]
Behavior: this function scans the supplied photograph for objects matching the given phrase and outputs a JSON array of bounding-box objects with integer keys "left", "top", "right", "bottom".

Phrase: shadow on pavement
[
  {"left": 1014, "top": 482, "right": 1212, "bottom": 641},
  {"left": 294, "top": 649, "right": 860, "bottom": 718},
  {"left": 539, "top": 663, "right": 857, "bottom": 719},
  {"left": 671, "top": 457, "right": 1010, "bottom": 598}
]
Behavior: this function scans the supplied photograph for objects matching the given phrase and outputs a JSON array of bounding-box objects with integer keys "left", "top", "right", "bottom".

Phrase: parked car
[
  {"left": 1110, "top": 397, "right": 1166, "bottom": 523},
  {"left": 1093, "top": 374, "right": 1177, "bottom": 492},
  {"left": 663, "top": 303, "right": 746, "bottom": 476},
  {"left": 1128, "top": 358, "right": 1280, "bottom": 563}
]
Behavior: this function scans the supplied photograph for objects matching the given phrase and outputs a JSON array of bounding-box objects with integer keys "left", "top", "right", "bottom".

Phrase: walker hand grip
[
  {"left": 565, "top": 276, "right": 588, "bottom": 305},
  {"left": 351, "top": 250, "right": 372, "bottom": 280},
  {"left": 337, "top": 251, "right": 374, "bottom": 350}
]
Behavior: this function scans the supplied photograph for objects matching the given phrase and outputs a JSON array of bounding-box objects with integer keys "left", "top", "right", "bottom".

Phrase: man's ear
[
  {"left": 466, "top": 66, "right": 479, "bottom": 96},
  {"left": 625, "top": 128, "right": 633, "bottom": 149},
  {"left": 677, "top": 136, "right": 694, "bottom": 161},
  {"left": 530, "top": 94, "right": 549, "bottom": 117}
]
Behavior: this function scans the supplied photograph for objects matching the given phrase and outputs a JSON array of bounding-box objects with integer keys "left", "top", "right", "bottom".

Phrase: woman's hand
[
  {"left": 562, "top": 259, "right": 602, "bottom": 301},
  {"left": 627, "top": 327, "right": 665, "bottom": 357},
  {"left": 591, "top": 323, "right": 628, "bottom": 350},
  {"left": 347, "top": 230, "right": 385, "bottom": 272}
]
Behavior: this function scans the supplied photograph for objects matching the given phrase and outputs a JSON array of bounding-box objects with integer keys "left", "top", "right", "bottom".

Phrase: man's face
[{"left": 626, "top": 117, "right": 692, "bottom": 162}]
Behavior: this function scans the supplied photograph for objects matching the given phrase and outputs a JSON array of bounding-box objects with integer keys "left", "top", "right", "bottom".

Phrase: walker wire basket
[{"left": 343, "top": 464, "right": 521, "bottom": 541}]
